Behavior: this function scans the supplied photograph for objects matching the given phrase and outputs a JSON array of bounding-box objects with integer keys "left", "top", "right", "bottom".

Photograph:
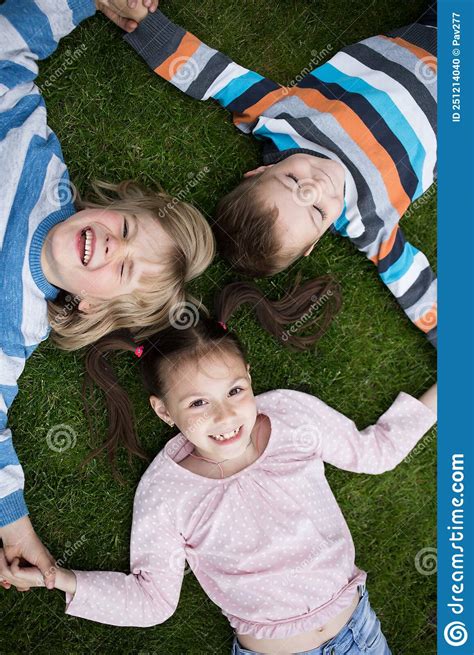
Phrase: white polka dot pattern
[{"left": 64, "top": 389, "right": 436, "bottom": 639}]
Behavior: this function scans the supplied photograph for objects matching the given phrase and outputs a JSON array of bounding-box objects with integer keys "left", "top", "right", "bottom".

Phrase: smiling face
[
  {"left": 254, "top": 153, "right": 346, "bottom": 263},
  {"left": 150, "top": 349, "right": 260, "bottom": 463},
  {"left": 41, "top": 208, "right": 175, "bottom": 309}
]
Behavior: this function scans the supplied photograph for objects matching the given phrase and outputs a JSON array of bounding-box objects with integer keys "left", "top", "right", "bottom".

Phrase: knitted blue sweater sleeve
[{"left": 0, "top": 0, "right": 95, "bottom": 527}]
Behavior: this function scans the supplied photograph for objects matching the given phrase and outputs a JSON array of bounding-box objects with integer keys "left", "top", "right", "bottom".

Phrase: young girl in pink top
[{"left": 2, "top": 316, "right": 436, "bottom": 655}]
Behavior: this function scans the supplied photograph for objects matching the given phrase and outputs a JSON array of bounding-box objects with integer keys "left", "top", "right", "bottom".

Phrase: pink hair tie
[
  {"left": 134, "top": 345, "right": 144, "bottom": 358},
  {"left": 217, "top": 321, "right": 227, "bottom": 331}
]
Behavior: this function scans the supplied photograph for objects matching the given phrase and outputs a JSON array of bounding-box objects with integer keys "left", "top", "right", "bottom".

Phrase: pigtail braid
[
  {"left": 215, "top": 273, "right": 342, "bottom": 350},
  {"left": 81, "top": 330, "right": 149, "bottom": 483}
]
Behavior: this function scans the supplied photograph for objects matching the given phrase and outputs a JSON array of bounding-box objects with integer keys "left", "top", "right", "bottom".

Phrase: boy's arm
[
  {"left": 332, "top": 216, "right": 437, "bottom": 347},
  {"left": 291, "top": 385, "right": 436, "bottom": 475},
  {"left": 375, "top": 224, "right": 437, "bottom": 348},
  {"left": 124, "top": 9, "right": 284, "bottom": 134}
]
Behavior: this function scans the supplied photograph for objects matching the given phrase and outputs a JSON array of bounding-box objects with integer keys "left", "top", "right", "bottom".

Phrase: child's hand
[
  {"left": 128, "top": 0, "right": 159, "bottom": 12},
  {"left": 96, "top": 0, "right": 157, "bottom": 32},
  {"left": 0, "top": 556, "right": 45, "bottom": 591},
  {"left": 0, "top": 554, "right": 77, "bottom": 595},
  {"left": 0, "top": 516, "right": 56, "bottom": 589}
]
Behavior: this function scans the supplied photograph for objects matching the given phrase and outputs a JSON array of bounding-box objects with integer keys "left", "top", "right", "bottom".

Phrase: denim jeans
[{"left": 231, "top": 587, "right": 392, "bottom": 655}]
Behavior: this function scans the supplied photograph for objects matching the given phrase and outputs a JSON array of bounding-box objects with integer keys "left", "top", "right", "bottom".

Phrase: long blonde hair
[{"left": 48, "top": 180, "right": 215, "bottom": 351}]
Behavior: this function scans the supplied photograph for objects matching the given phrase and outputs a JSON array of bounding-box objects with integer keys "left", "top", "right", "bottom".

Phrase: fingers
[
  {"left": 10, "top": 557, "right": 44, "bottom": 588},
  {"left": 0, "top": 549, "right": 12, "bottom": 586},
  {"left": 0, "top": 554, "right": 28, "bottom": 591},
  {"left": 100, "top": 4, "right": 138, "bottom": 31},
  {"left": 129, "top": 0, "right": 157, "bottom": 15},
  {"left": 37, "top": 559, "right": 56, "bottom": 590},
  {"left": 124, "top": 19, "right": 139, "bottom": 32}
]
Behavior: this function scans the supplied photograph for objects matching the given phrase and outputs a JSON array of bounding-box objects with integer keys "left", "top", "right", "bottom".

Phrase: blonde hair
[{"left": 48, "top": 180, "right": 215, "bottom": 351}]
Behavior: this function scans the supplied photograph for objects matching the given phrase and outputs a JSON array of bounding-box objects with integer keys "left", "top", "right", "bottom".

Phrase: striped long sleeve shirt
[
  {"left": 125, "top": 11, "right": 437, "bottom": 347},
  {"left": 0, "top": 0, "right": 96, "bottom": 527}
]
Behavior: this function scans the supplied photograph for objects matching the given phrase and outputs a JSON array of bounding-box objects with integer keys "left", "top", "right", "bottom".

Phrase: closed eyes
[
  {"left": 286, "top": 173, "right": 327, "bottom": 220},
  {"left": 120, "top": 218, "right": 129, "bottom": 279}
]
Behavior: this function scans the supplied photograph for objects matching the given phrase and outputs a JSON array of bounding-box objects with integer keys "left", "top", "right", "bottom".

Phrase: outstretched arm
[
  {"left": 289, "top": 384, "right": 436, "bottom": 475},
  {"left": 1, "top": 478, "right": 186, "bottom": 626},
  {"left": 123, "top": 9, "right": 284, "bottom": 135},
  {"left": 0, "top": 0, "right": 99, "bottom": 533}
]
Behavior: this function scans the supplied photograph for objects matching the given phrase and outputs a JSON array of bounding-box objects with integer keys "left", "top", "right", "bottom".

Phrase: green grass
[{"left": 0, "top": 1, "right": 436, "bottom": 653}]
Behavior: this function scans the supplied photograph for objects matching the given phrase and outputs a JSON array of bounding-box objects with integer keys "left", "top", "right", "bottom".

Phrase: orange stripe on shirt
[
  {"left": 370, "top": 224, "right": 399, "bottom": 265},
  {"left": 154, "top": 32, "right": 202, "bottom": 81},
  {"left": 414, "top": 302, "right": 437, "bottom": 333},
  {"left": 379, "top": 35, "right": 437, "bottom": 72},
  {"left": 289, "top": 87, "right": 410, "bottom": 216},
  {"left": 233, "top": 87, "right": 288, "bottom": 126}
]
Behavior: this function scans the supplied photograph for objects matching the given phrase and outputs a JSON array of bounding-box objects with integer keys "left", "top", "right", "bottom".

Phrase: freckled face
[
  {"left": 257, "top": 154, "right": 345, "bottom": 258},
  {"left": 41, "top": 208, "right": 175, "bottom": 301}
]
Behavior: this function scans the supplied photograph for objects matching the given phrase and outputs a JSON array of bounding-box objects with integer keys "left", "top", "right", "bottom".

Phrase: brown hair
[
  {"left": 82, "top": 273, "right": 341, "bottom": 479},
  {"left": 47, "top": 180, "right": 215, "bottom": 351},
  {"left": 214, "top": 173, "right": 306, "bottom": 276}
]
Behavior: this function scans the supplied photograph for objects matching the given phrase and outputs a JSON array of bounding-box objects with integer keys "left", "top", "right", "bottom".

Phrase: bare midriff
[{"left": 235, "top": 590, "right": 360, "bottom": 655}]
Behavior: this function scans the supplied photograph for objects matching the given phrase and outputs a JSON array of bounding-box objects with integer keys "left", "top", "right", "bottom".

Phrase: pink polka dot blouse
[{"left": 64, "top": 389, "right": 436, "bottom": 639}]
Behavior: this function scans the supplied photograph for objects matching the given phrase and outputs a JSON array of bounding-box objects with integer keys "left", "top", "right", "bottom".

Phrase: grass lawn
[{"left": 0, "top": 1, "right": 437, "bottom": 653}]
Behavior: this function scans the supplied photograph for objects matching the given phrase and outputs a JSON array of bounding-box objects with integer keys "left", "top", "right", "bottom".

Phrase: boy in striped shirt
[{"left": 124, "top": 5, "right": 437, "bottom": 347}]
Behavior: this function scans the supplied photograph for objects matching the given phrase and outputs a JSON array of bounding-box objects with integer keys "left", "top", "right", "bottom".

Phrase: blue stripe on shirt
[
  {"left": 0, "top": 490, "right": 29, "bottom": 528},
  {"left": 0, "top": 93, "right": 44, "bottom": 140},
  {"left": 313, "top": 63, "right": 426, "bottom": 199},
  {"left": 0, "top": 435, "right": 20, "bottom": 469},
  {"left": 0, "top": 385, "right": 18, "bottom": 412},
  {"left": 253, "top": 123, "right": 300, "bottom": 150},
  {"left": 213, "top": 70, "right": 265, "bottom": 107},
  {"left": 379, "top": 242, "right": 420, "bottom": 284},
  {"left": 0, "top": 411, "right": 8, "bottom": 431},
  {"left": 0, "top": 61, "right": 36, "bottom": 90},
  {"left": 0, "top": 135, "right": 54, "bottom": 350},
  {"left": 331, "top": 203, "right": 350, "bottom": 236},
  {"left": 1, "top": 1, "right": 57, "bottom": 60}
]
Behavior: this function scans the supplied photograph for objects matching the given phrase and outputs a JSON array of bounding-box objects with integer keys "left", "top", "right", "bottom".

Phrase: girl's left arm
[{"left": 291, "top": 384, "right": 437, "bottom": 474}]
